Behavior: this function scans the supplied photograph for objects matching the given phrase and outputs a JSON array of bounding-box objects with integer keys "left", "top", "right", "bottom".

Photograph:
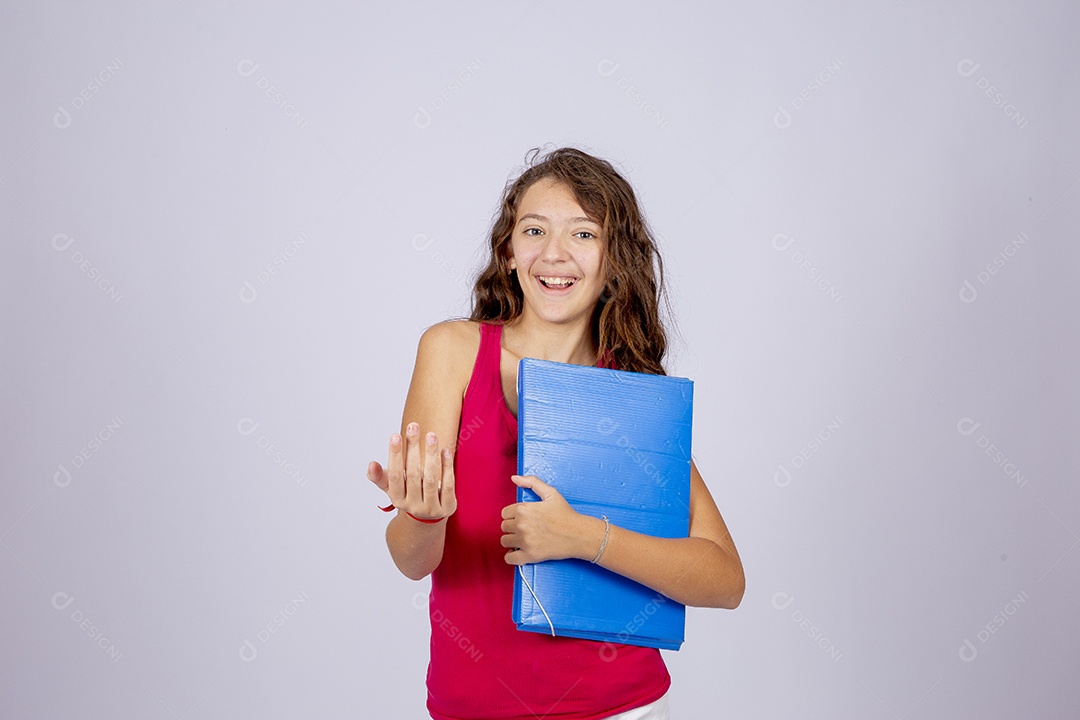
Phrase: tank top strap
[
  {"left": 463, "top": 321, "right": 518, "bottom": 439},
  {"left": 482, "top": 321, "right": 502, "bottom": 368},
  {"left": 463, "top": 321, "right": 503, "bottom": 408}
]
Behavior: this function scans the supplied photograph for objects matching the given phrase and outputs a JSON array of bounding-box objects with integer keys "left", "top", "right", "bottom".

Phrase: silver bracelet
[{"left": 591, "top": 515, "right": 610, "bottom": 564}]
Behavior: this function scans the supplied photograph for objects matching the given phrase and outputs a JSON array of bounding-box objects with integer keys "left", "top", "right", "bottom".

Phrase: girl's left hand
[{"left": 500, "top": 475, "right": 597, "bottom": 565}]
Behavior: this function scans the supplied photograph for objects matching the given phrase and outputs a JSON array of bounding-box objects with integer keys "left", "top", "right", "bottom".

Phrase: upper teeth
[{"left": 540, "top": 276, "right": 575, "bottom": 286}]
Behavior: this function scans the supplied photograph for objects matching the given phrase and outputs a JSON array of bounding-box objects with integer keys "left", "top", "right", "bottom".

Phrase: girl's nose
[{"left": 540, "top": 232, "right": 570, "bottom": 260}]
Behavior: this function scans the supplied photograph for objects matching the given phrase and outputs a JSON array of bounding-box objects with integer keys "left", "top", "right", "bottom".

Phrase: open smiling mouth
[{"left": 536, "top": 275, "right": 577, "bottom": 290}]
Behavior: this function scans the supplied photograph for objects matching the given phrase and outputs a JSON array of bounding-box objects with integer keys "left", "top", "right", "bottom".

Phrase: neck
[{"left": 504, "top": 311, "right": 596, "bottom": 366}]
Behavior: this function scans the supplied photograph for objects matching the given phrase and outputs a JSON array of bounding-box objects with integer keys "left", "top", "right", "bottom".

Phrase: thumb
[
  {"left": 512, "top": 474, "right": 558, "bottom": 501},
  {"left": 367, "top": 461, "right": 389, "bottom": 492}
]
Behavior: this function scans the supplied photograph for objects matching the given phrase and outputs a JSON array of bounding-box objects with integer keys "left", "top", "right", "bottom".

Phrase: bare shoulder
[
  {"left": 401, "top": 320, "right": 482, "bottom": 447},
  {"left": 416, "top": 319, "right": 482, "bottom": 389},
  {"left": 418, "top": 319, "right": 480, "bottom": 359}
]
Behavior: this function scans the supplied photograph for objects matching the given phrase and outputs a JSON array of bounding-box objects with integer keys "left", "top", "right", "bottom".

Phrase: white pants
[{"left": 605, "top": 691, "right": 670, "bottom": 720}]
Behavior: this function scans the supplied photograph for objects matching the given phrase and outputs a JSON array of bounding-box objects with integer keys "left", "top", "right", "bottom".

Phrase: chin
[{"left": 531, "top": 304, "right": 597, "bottom": 326}]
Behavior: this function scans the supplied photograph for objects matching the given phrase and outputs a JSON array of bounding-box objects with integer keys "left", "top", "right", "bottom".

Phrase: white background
[{"left": 2, "top": 1, "right": 1078, "bottom": 718}]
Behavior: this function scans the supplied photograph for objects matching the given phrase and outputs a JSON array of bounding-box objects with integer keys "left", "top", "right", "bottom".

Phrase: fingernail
[
  {"left": 392, "top": 434, "right": 401, "bottom": 446},
  {"left": 407, "top": 422, "right": 418, "bottom": 436},
  {"left": 426, "top": 432, "right": 436, "bottom": 446}
]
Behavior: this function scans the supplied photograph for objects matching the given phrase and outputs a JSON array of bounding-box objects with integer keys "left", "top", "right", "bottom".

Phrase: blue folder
[{"left": 512, "top": 357, "right": 693, "bottom": 650}]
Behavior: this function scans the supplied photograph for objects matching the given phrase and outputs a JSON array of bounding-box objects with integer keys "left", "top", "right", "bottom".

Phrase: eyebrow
[{"left": 517, "top": 213, "right": 601, "bottom": 226}]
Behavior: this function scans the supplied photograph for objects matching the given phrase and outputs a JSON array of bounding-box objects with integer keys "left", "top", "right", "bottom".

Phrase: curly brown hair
[{"left": 469, "top": 146, "right": 671, "bottom": 375}]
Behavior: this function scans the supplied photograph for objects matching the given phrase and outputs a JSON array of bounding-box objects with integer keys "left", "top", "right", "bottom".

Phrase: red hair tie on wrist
[
  {"left": 378, "top": 503, "right": 444, "bottom": 524},
  {"left": 406, "top": 512, "right": 444, "bottom": 524}
]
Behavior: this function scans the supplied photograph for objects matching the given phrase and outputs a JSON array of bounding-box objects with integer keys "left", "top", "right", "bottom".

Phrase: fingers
[
  {"left": 500, "top": 517, "right": 522, "bottom": 563},
  {"left": 404, "top": 422, "right": 422, "bottom": 503},
  {"left": 500, "top": 522, "right": 523, "bottom": 560},
  {"left": 440, "top": 446, "right": 457, "bottom": 515},
  {"left": 380, "top": 422, "right": 456, "bottom": 521},
  {"left": 422, "top": 432, "right": 439, "bottom": 505},
  {"left": 386, "top": 433, "right": 405, "bottom": 505}
]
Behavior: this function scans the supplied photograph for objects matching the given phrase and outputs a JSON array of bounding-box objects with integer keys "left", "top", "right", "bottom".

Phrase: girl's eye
[{"left": 521, "top": 227, "right": 598, "bottom": 239}]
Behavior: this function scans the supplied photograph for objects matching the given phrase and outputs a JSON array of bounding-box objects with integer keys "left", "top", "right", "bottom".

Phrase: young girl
[{"left": 367, "top": 147, "right": 745, "bottom": 720}]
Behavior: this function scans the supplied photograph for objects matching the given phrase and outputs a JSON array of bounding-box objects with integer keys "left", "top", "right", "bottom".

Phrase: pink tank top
[{"left": 425, "top": 321, "right": 671, "bottom": 720}]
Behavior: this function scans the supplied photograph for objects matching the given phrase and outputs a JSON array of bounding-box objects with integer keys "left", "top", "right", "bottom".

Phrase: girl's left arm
[{"left": 502, "top": 460, "right": 745, "bottom": 609}]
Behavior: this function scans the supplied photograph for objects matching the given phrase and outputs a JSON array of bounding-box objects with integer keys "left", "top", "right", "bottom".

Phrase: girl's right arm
[{"left": 367, "top": 321, "right": 471, "bottom": 580}]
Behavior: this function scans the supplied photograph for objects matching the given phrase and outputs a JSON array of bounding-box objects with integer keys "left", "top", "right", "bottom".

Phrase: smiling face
[{"left": 507, "top": 178, "right": 607, "bottom": 327}]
